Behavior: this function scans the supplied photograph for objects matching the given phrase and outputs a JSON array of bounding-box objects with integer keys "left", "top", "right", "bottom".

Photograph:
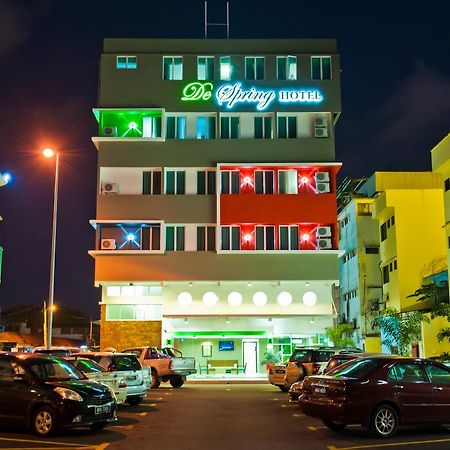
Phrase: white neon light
[
  {"left": 253, "top": 291, "right": 268, "bottom": 306},
  {"left": 303, "top": 291, "right": 317, "bottom": 306},
  {"left": 228, "top": 291, "right": 242, "bottom": 307},
  {"left": 215, "top": 82, "right": 323, "bottom": 111},
  {"left": 203, "top": 291, "right": 218, "bottom": 307},
  {"left": 277, "top": 291, "right": 293, "bottom": 307},
  {"left": 177, "top": 292, "right": 192, "bottom": 307}
]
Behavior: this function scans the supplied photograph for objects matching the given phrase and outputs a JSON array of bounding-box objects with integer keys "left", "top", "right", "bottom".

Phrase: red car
[{"left": 299, "top": 355, "right": 450, "bottom": 438}]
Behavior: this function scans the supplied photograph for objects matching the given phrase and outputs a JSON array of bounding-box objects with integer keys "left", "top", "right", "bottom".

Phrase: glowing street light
[{"left": 42, "top": 148, "right": 60, "bottom": 348}]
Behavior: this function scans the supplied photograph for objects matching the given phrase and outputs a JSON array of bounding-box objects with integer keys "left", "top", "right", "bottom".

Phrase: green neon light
[
  {"left": 173, "top": 331, "right": 266, "bottom": 337},
  {"left": 181, "top": 82, "right": 214, "bottom": 102}
]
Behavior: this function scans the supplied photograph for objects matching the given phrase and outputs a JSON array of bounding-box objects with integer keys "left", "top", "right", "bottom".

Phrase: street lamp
[{"left": 43, "top": 148, "right": 59, "bottom": 348}]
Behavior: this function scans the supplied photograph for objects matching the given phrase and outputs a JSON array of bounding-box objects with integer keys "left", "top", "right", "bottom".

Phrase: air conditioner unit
[
  {"left": 316, "top": 182, "right": 330, "bottom": 193},
  {"left": 314, "top": 117, "right": 327, "bottom": 127},
  {"left": 316, "top": 226, "right": 332, "bottom": 238},
  {"left": 102, "top": 182, "right": 119, "bottom": 194},
  {"left": 314, "top": 171, "right": 330, "bottom": 182},
  {"left": 314, "top": 126, "right": 328, "bottom": 138},
  {"left": 101, "top": 239, "right": 117, "bottom": 250},
  {"left": 103, "top": 126, "right": 118, "bottom": 137},
  {"left": 317, "top": 238, "right": 332, "bottom": 249}
]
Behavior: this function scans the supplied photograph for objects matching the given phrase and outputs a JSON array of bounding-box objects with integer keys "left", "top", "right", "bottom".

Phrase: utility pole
[{"left": 43, "top": 301, "right": 48, "bottom": 348}]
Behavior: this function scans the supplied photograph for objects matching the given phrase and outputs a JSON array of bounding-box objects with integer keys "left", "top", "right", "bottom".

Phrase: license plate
[
  {"left": 126, "top": 376, "right": 137, "bottom": 381},
  {"left": 95, "top": 404, "right": 111, "bottom": 415},
  {"left": 276, "top": 370, "right": 285, "bottom": 374},
  {"left": 315, "top": 387, "right": 327, "bottom": 395}
]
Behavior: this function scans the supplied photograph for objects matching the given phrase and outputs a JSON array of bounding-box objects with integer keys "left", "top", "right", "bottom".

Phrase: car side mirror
[{"left": 14, "top": 374, "right": 30, "bottom": 384}]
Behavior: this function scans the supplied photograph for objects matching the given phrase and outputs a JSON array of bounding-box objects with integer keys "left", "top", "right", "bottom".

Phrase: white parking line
[{"left": 327, "top": 437, "right": 450, "bottom": 450}]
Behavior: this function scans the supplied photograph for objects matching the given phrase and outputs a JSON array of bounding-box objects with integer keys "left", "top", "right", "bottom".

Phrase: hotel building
[{"left": 90, "top": 39, "right": 342, "bottom": 373}]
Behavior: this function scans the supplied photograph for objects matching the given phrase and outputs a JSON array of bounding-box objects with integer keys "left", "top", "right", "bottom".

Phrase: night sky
[{"left": 0, "top": 0, "right": 449, "bottom": 318}]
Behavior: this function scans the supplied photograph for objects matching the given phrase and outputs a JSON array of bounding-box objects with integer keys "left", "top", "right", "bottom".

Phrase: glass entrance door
[{"left": 243, "top": 340, "right": 258, "bottom": 374}]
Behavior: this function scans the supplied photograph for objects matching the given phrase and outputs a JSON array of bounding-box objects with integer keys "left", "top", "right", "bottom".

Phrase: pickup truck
[{"left": 122, "top": 346, "right": 196, "bottom": 388}]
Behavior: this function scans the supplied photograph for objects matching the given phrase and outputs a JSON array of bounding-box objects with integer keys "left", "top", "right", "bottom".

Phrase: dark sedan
[
  {"left": 0, "top": 353, "right": 117, "bottom": 436},
  {"left": 299, "top": 356, "right": 450, "bottom": 438}
]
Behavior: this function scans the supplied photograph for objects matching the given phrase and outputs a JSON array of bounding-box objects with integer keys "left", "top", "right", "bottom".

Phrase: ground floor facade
[{"left": 99, "top": 279, "right": 337, "bottom": 374}]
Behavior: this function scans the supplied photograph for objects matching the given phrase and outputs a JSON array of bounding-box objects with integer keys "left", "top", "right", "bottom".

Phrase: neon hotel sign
[{"left": 181, "top": 82, "right": 323, "bottom": 111}]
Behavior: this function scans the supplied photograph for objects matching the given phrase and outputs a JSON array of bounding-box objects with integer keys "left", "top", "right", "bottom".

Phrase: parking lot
[{"left": 1, "top": 384, "right": 450, "bottom": 450}]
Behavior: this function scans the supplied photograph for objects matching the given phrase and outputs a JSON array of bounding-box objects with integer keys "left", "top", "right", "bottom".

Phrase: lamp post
[{"left": 43, "top": 148, "right": 59, "bottom": 349}]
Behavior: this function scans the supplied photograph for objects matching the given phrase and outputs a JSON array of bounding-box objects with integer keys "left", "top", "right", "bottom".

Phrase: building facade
[
  {"left": 338, "top": 195, "right": 382, "bottom": 350},
  {"left": 91, "top": 39, "right": 342, "bottom": 373},
  {"left": 359, "top": 172, "right": 449, "bottom": 357}
]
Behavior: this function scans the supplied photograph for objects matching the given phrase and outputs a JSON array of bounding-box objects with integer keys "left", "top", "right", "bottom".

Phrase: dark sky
[{"left": 0, "top": 0, "right": 449, "bottom": 318}]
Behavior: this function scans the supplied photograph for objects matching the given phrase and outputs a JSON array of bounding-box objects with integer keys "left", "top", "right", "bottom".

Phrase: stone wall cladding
[{"left": 100, "top": 305, "right": 162, "bottom": 350}]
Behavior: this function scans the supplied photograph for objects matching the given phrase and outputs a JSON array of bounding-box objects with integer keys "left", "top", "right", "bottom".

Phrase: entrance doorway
[{"left": 243, "top": 340, "right": 258, "bottom": 374}]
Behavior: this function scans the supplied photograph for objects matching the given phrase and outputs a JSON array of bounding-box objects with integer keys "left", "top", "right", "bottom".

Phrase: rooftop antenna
[{"left": 204, "top": 1, "right": 230, "bottom": 38}]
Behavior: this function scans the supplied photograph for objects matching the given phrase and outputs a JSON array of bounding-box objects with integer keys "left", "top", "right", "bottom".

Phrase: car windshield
[
  {"left": 289, "top": 350, "right": 313, "bottom": 363},
  {"left": 113, "top": 355, "right": 141, "bottom": 371},
  {"left": 327, "top": 359, "right": 380, "bottom": 379},
  {"left": 27, "top": 358, "right": 84, "bottom": 382},
  {"left": 73, "top": 359, "right": 106, "bottom": 374}
]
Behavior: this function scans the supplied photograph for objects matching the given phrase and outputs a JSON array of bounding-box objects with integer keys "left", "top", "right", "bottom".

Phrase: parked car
[
  {"left": 33, "top": 346, "right": 85, "bottom": 356},
  {"left": 73, "top": 352, "right": 148, "bottom": 405},
  {"left": 122, "top": 346, "right": 196, "bottom": 389},
  {"left": 269, "top": 347, "right": 362, "bottom": 391},
  {"left": 299, "top": 355, "right": 450, "bottom": 438},
  {"left": 0, "top": 353, "right": 117, "bottom": 436},
  {"left": 65, "top": 356, "right": 127, "bottom": 405},
  {"left": 288, "top": 380, "right": 303, "bottom": 402}
]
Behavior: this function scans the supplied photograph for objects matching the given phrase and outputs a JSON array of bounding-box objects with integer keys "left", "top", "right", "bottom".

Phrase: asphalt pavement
[{"left": 1, "top": 384, "right": 450, "bottom": 450}]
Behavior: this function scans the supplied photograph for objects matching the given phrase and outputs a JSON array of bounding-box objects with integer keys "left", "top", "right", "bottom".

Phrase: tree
[
  {"left": 326, "top": 323, "right": 355, "bottom": 348},
  {"left": 372, "top": 308, "right": 430, "bottom": 356}
]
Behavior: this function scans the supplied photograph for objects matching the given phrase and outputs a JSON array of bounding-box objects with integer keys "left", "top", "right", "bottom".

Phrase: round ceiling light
[
  {"left": 253, "top": 291, "right": 267, "bottom": 307},
  {"left": 228, "top": 291, "right": 243, "bottom": 307},
  {"left": 203, "top": 291, "right": 218, "bottom": 307},
  {"left": 177, "top": 292, "right": 192, "bottom": 307},
  {"left": 277, "top": 291, "right": 293, "bottom": 307},
  {"left": 303, "top": 291, "right": 318, "bottom": 306}
]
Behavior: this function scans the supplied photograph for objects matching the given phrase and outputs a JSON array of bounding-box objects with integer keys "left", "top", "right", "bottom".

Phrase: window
[
  {"left": 382, "top": 265, "right": 390, "bottom": 284},
  {"left": 278, "top": 170, "right": 298, "bottom": 194},
  {"left": 357, "top": 203, "right": 371, "bottom": 216},
  {"left": 142, "top": 170, "right": 162, "bottom": 195},
  {"left": 255, "top": 170, "right": 274, "bottom": 194},
  {"left": 279, "top": 225, "right": 299, "bottom": 250},
  {"left": 163, "top": 56, "right": 183, "bottom": 80},
  {"left": 245, "top": 57, "right": 265, "bottom": 80},
  {"left": 165, "top": 170, "right": 185, "bottom": 195},
  {"left": 391, "top": 216, "right": 395, "bottom": 226},
  {"left": 116, "top": 56, "right": 137, "bottom": 69},
  {"left": 365, "top": 246, "right": 379, "bottom": 254},
  {"left": 166, "top": 116, "right": 186, "bottom": 139},
  {"left": 142, "top": 225, "right": 161, "bottom": 251},
  {"left": 445, "top": 179, "right": 450, "bottom": 192},
  {"left": 196, "top": 116, "right": 216, "bottom": 139},
  {"left": 166, "top": 226, "right": 185, "bottom": 251},
  {"left": 221, "top": 116, "right": 240, "bottom": 138},
  {"left": 221, "top": 226, "right": 240, "bottom": 250},
  {"left": 0, "top": 360, "right": 15, "bottom": 382},
  {"left": 380, "top": 222, "right": 387, "bottom": 242},
  {"left": 278, "top": 116, "right": 297, "bottom": 138},
  {"left": 255, "top": 225, "right": 275, "bottom": 250},
  {"left": 197, "top": 56, "right": 214, "bottom": 80},
  {"left": 106, "top": 304, "right": 163, "bottom": 321},
  {"left": 311, "top": 56, "right": 331, "bottom": 80},
  {"left": 254, "top": 116, "right": 272, "bottom": 139},
  {"left": 388, "top": 363, "right": 426, "bottom": 383},
  {"left": 277, "top": 56, "right": 297, "bottom": 80},
  {"left": 394, "top": 260, "right": 398, "bottom": 270},
  {"left": 197, "top": 226, "right": 216, "bottom": 251},
  {"left": 197, "top": 170, "right": 216, "bottom": 195},
  {"left": 221, "top": 170, "right": 240, "bottom": 194},
  {"left": 425, "top": 364, "right": 450, "bottom": 384},
  {"left": 328, "top": 359, "right": 380, "bottom": 379},
  {"left": 220, "top": 56, "right": 231, "bottom": 80}
]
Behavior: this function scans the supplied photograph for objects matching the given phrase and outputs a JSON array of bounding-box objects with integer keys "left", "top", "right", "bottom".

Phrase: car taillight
[
  {"left": 107, "top": 363, "right": 115, "bottom": 372},
  {"left": 119, "top": 378, "right": 127, "bottom": 388},
  {"left": 312, "top": 363, "right": 321, "bottom": 374}
]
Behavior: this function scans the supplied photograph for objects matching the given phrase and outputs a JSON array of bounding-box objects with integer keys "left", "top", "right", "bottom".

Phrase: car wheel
[
  {"left": 32, "top": 406, "right": 59, "bottom": 436},
  {"left": 371, "top": 404, "right": 398, "bottom": 438},
  {"left": 170, "top": 376, "right": 184, "bottom": 388},
  {"left": 127, "top": 397, "right": 142, "bottom": 406},
  {"left": 278, "top": 385, "right": 288, "bottom": 392},
  {"left": 90, "top": 422, "right": 107, "bottom": 431},
  {"left": 151, "top": 369, "right": 160, "bottom": 389},
  {"left": 323, "top": 418, "right": 347, "bottom": 431}
]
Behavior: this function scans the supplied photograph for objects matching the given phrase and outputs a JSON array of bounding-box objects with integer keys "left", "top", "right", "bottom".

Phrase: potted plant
[{"left": 262, "top": 349, "right": 281, "bottom": 372}]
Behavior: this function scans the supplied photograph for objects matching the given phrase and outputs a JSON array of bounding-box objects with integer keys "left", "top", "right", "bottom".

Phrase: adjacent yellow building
[{"left": 359, "top": 171, "right": 450, "bottom": 357}]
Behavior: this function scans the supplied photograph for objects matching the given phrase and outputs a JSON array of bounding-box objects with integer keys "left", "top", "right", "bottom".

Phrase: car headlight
[{"left": 54, "top": 387, "right": 83, "bottom": 402}]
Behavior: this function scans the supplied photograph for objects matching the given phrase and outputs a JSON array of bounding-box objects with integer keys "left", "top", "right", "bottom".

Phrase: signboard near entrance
[{"left": 218, "top": 340, "right": 235, "bottom": 351}]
